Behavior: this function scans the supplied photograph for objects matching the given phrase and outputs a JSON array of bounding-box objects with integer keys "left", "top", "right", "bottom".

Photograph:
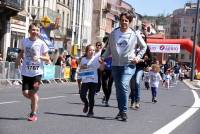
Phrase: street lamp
[
  {"left": 191, "top": 0, "right": 200, "bottom": 81},
  {"left": 43, "top": 0, "right": 46, "bottom": 17},
  {"left": 31, "top": 7, "right": 37, "bottom": 22},
  {"left": 31, "top": 14, "right": 36, "bottom": 22}
]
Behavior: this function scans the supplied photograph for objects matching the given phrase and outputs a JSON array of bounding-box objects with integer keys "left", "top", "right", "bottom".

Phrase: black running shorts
[{"left": 22, "top": 75, "right": 42, "bottom": 91}]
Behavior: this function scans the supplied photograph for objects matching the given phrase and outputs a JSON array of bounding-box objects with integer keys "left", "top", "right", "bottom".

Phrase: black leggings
[
  {"left": 96, "top": 69, "right": 102, "bottom": 93},
  {"left": 101, "top": 70, "right": 113, "bottom": 102},
  {"left": 80, "top": 82, "right": 97, "bottom": 112}
]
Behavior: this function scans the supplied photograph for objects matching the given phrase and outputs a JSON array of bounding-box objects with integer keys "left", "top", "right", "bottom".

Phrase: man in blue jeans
[
  {"left": 100, "top": 11, "right": 147, "bottom": 121},
  {"left": 130, "top": 46, "right": 152, "bottom": 109}
]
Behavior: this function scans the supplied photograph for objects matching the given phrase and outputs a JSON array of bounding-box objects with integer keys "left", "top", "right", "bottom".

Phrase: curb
[{"left": 183, "top": 79, "right": 200, "bottom": 90}]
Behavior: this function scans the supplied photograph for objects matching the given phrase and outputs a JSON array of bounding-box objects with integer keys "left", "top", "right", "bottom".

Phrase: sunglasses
[{"left": 96, "top": 45, "right": 102, "bottom": 47}]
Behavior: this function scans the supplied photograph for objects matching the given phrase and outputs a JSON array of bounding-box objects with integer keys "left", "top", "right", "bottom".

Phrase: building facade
[
  {"left": 91, "top": 0, "right": 107, "bottom": 44},
  {"left": 0, "top": 0, "right": 24, "bottom": 59},
  {"left": 80, "top": 0, "right": 93, "bottom": 53},
  {"left": 165, "top": 2, "right": 200, "bottom": 64},
  {"left": 1, "top": 0, "right": 141, "bottom": 59},
  {"left": 91, "top": 0, "right": 136, "bottom": 45},
  {"left": 70, "top": 0, "right": 93, "bottom": 56}
]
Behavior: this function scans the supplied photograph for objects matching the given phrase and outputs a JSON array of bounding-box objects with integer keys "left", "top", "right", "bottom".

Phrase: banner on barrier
[
  {"left": 64, "top": 67, "right": 70, "bottom": 79},
  {"left": 43, "top": 65, "right": 55, "bottom": 80}
]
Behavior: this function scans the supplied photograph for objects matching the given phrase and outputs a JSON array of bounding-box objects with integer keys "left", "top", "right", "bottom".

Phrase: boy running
[{"left": 16, "top": 23, "right": 50, "bottom": 121}]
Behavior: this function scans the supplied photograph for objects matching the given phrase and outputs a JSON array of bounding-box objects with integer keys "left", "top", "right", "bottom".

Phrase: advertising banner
[
  {"left": 64, "top": 67, "right": 71, "bottom": 80},
  {"left": 148, "top": 43, "right": 180, "bottom": 53},
  {"left": 43, "top": 65, "right": 55, "bottom": 80}
]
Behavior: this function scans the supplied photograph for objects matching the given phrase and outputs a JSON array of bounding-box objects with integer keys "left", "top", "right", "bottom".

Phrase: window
[
  {"left": 66, "top": 13, "right": 69, "bottom": 28},
  {"left": 63, "top": 0, "right": 65, "bottom": 4},
  {"left": 32, "top": 0, "right": 34, "bottom": 6},
  {"left": 67, "top": 0, "right": 70, "bottom": 6},
  {"left": 175, "top": 54, "right": 178, "bottom": 59},
  {"left": 38, "top": 0, "right": 40, "bottom": 7},
  {"left": 192, "top": 18, "right": 195, "bottom": 23},
  {"left": 183, "top": 26, "right": 187, "bottom": 32},
  {"left": 189, "top": 54, "right": 192, "bottom": 59},
  {"left": 62, "top": 11, "right": 65, "bottom": 28},
  {"left": 181, "top": 54, "right": 185, "bottom": 59},
  {"left": 191, "top": 36, "right": 194, "bottom": 40},
  {"left": 10, "top": 31, "right": 25, "bottom": 48},
  {"left": 28, "top": 0, "right": 31, "bottom": 12}
]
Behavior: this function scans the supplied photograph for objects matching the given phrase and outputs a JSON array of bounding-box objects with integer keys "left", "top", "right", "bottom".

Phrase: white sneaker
[
  {"left": 135, "top": 102, "right": 140, "bottom": 109},
  {"left": 130, "top": 102, "right": 136, "bottom": 109},
  {"left": 13, "top": 81, "right": 19, "bottom": 85}
]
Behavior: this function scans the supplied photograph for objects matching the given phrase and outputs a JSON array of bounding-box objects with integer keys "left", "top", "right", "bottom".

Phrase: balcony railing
[
  {"left": 54, "top": 26, "right": 73, "bottom": 38},
  {"left": 30, "top": 6, "right": 60, "bottom": 22},
  {"left": 0, "top": 0, "right": 24, "bottom": 11}
]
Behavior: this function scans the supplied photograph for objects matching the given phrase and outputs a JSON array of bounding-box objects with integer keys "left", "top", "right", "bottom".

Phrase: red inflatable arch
[{"left": 147, "top": 39, "right": 200, "bottom": 72}]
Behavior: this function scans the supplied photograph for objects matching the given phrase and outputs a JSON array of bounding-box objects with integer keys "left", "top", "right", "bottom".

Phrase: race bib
[
  {"left": 25, "top": 61, "right": 40, "bottom": 73},
  {"left": 79, "top": 69, "right": 95, "bottom": 81}
]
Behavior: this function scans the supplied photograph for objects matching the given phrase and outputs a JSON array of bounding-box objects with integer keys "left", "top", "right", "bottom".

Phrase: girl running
[
  {"left": 149, "top": 64, "right": 162, "bottom": 103},
  {"left": 79, "top": 44, "right": 102, "bottom": 117}
]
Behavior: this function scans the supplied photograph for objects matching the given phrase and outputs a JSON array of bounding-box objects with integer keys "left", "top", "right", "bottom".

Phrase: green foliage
[{"left": 142, "top": 14, "right": 167, "bottom": 25}]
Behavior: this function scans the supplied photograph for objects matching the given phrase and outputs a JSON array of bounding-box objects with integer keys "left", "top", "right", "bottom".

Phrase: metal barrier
[{"left": 0, "top": 61, "right": 71, "bottom": 86}]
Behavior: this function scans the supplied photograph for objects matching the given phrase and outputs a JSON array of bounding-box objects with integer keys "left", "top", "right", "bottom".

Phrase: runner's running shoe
[
  {"left": 27, "top": 113, "right": 37, "bottom": 122},
  {"left": 83, "top": 104, "right": 88, "bottom": 113},
  {"left": 87, "top": 111, "right": 94, "bottom": 117}
]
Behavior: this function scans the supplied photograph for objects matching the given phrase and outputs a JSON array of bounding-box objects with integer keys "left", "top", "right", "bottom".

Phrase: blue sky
[{"left": 124, "top": 0, "right": 197, "bottom": 16}]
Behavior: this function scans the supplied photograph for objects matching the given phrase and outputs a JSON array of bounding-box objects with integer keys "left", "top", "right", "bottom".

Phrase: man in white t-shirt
[{"left": 16, "top": 23, "right": 50, "bottom": 122}]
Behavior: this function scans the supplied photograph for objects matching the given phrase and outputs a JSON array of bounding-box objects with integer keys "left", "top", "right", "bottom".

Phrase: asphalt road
[{"left": 0, "top": 80, "right": 199, "bottom": 134}]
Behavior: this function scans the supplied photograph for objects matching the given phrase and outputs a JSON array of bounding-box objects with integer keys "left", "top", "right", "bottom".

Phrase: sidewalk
[{"left": 183, "top": 79, "right": 200, "bottom": 90}]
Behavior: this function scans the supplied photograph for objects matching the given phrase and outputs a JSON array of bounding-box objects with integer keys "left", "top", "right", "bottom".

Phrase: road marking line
[
  {"left": 153, "top": 90, "right": 200, "bottom": 134},
  {"left": 0, "top": 96, "right": 67, "bottom": 105},
  {"left": 40, "top": 96, "right": 66, "bottom": 100},
  {"left": 0, "top": 101, "right": 20, "bottom": 105}
]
